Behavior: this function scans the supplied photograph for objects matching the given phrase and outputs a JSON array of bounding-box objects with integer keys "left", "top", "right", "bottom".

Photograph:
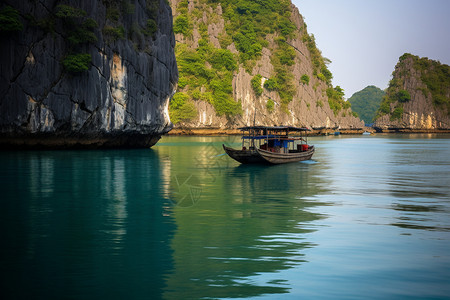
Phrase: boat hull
[
  {"left": 223, "top": 145, "right": 314, "bottom": 164},
  {"left": 222, "top": 145, "right": 267, "bottom": 164},
  {"left": 256, "top": 146, "right": 315, "bottom": 164}
]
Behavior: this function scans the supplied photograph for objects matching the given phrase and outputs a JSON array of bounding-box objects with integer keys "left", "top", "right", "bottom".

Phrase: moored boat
[{"left": 223, "top": 126, "right": 314, "bottom": 164}]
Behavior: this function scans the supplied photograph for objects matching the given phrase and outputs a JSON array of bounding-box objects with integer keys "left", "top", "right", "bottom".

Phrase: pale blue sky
[{"left": 291, "top": 0, "right": 450, "bottom": 98}]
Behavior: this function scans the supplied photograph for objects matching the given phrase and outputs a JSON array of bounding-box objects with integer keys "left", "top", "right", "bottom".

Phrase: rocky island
[
  {"left": 168, "top": 0, "right": 363, "bottom": 134},
  {"left": 5, "top": 1, "right": 447, "bottom": 148},
  {"left": 0, "top": 0, "right": 178, "bottom": 149},
  {"left": 374, "top": 53, "right": 450, "bottom": 132}
]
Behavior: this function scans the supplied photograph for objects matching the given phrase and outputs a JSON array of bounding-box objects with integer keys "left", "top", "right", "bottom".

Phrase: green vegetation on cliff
[
  {"left": 266, "top": 98, "right": 275, "bottom": 112},
  {"left": 172, "top": 0, "right": 298, "bottom": 122},
  {"left": 173, "top": 40, "right": 241, "bottom": 118},
  {"left": 348, "top": 86, "right": 385, "bottom": 123},
  {"left": 104, "top": 0, "right": 159, "bottom": 46},
  {"left": 0, "top": 6, "right": 23, "bottom": 33},
  {"left": 267, "top": 37, "right": 297, "bottom": 111},
  {"left": 55, "top": 4, "right": 98, "bottom": 73},
  {"left": 251, "top": 74, "right": 263, "bottom": 97},
  {"left": 169, "top": 92, "right": 198, "bottom": 124},
  {"left": 62, "top": 53, "right": 92, "bottom": 73},
  {"left": 216, "top": 0, "right": 295, "bottom": 67},
  {"left": 377, "top": 82, "right": 411, "bottom": 120},
  {"left": 171, "top": 0, "right": 349, "bottom": 123},
  {"left": 173, "top": 0, "right": 192, "bottom": 36},
  {"left": 326, "top": 86, "right": 350, "bottom": 116},
  {"left": 300, "top": 74, "right": 310, "bottom": 85},
  {"left": 20, "top": 1, "right": 159, "bottom": 73},
  {"left": 401, "top": 53, "right": 450, "bottom": 111},
  {"left": 302, "top": 33, "right": 332, "bottom": 85}
]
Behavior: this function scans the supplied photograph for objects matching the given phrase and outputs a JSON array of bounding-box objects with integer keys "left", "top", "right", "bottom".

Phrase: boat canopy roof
[{"left": 238, "top": 126, "right": 310, "bottom": 132}]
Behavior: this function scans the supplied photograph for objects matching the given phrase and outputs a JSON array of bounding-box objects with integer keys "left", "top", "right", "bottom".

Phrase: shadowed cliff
[{"left": 0, "top": 0, "right": 178, "bottom": 149}]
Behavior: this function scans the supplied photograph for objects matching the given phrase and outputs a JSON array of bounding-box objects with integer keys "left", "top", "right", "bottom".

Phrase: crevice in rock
[
  {"left": 38, "top": 72, "right": 66, "bottom": 103},
  {"left": 79, "top": 107, "right": 100, "bottom": 132},
  {"left": 37, "top": 0, "right": 54, "bottom": 14},
  {"left": 9, "top": 42, "right": 36, "bottom": 87},
  {"left": 284, "top": 40, "right": 306, "bottom": 58}
]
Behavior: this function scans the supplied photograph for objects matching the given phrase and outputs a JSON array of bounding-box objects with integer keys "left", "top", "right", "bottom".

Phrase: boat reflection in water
[{"left": 160, "top": 137, "right": 328, "bottom": 299}]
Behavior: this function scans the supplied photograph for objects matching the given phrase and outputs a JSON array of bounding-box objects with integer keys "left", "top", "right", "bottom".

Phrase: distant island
[{"left": 348, "top": 86, "right": 385, "bottom": 125}]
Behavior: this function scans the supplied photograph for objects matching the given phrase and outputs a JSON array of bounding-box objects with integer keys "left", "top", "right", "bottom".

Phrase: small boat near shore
[{"left": 223, "top": 126, "right": 314, "bottom": 164}]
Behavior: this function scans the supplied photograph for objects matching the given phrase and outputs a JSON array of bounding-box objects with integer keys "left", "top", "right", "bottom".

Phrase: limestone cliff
[
  {"left": 169, "top": 0, "right": 363, "bottom": 130},
  {"left": 0, "top": 0, "right": 178, "bottom": 148},
  {"left": 374, "top": 53, "right": 450, "bottom": 131}
]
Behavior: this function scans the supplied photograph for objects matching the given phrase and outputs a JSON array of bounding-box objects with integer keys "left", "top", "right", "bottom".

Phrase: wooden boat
[{"left": 223, "top": 126, "right": 314, "bottom": 164}]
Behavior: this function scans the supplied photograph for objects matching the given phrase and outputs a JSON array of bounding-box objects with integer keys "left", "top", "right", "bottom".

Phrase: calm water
[{"left": 1, "top": 134, "right": 450, "bottom": 299}]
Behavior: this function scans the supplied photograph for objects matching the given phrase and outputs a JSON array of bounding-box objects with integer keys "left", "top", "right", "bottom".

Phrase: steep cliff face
[
  {"left": 374, "top": 54, "right": 450, "bottom": 131},
  {"left": 0, "top": 0, "right": 178, "bottom": 148},
  {"left": 169, "top": 0, "right": 363, "bottom": 130}
]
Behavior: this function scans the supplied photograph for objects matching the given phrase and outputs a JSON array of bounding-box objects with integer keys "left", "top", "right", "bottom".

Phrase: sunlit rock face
[
  {"left": 169, "top": 0, "right": 363, "bottom": 130},
  {"left": 0, "top": 0, "right": 178, "bottom": 148}
]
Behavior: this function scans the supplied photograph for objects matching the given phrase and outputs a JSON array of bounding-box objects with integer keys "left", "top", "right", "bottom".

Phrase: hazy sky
[{"left": 291, "top": 0, "right": 450, "bottom": 98}]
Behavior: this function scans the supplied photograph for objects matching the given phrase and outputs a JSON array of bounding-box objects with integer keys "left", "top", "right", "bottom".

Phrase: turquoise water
[{"left": 1, "top": 134, "right": 449, "bottom": 299}]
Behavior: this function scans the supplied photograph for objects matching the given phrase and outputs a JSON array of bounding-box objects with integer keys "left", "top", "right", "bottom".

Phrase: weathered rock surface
[
  {"left": 374, "top": 54, "right": 450, "bottom": 132},
  {"left": 0, "top": 0, "right": 178, "bottom": 148},
  {"left": 170, "top": 0, "right": 364, "bottom": 130}
]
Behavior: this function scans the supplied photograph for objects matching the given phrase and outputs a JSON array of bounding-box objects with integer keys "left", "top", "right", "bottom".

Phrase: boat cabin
[{"left": 239, "top": 126, "right": 311, "bottom": 154}]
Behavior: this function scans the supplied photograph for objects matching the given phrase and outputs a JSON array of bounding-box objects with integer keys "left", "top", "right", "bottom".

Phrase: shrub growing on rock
[
  {"left": 396, "top": 90, "right": 411, "bottom": 102},
  {"left": 301, "top": 74, "right": 310, "bottom": 85},
  {"left": 63, "top": 53, "right": 92, "bottom": 73},
  {"left": 266, "top": 99, "right": 275, "bottom": 112},
  {"left": 0, "top": 6, "right": 23, "bottom": 33},
  {"left": 251, "top": 75, "right": 263, "bottom": 96}
]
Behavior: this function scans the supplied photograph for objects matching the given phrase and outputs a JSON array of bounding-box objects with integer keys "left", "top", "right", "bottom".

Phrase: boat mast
[{"left": 251, "top": 105, "right": 256, "bottom": 149}]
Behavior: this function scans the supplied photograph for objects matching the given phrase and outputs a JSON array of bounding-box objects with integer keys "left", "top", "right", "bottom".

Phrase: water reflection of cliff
[
  {"left": 158, "top": 136, "right": 329, "bottom": 299},
  {"left": 0, "top": 150, "right": 175, "bottom": 299}
]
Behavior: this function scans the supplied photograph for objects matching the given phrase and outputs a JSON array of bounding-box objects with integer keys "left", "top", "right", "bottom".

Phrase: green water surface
[{"left": 1, "top": 134, "right": 449, "bottom": 299}]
